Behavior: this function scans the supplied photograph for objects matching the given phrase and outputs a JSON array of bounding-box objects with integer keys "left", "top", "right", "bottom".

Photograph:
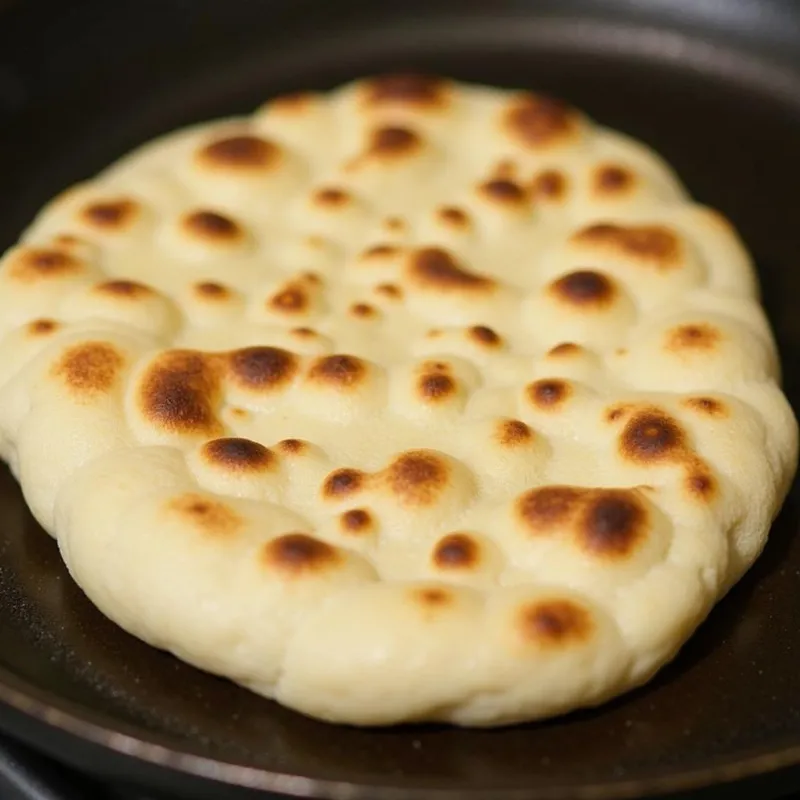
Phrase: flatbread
[{"left": 0, "top": 74, "right": 795, "bottom": 726}]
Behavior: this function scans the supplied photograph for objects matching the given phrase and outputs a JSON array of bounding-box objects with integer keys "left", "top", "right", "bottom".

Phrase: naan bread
[{"left": 0, "top": 75, "right": 795, "bottom": 726}]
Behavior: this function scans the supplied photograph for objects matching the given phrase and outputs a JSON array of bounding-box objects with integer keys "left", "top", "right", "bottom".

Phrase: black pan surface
[{"left": 1, "top": 1, "right": 800, "bottom": 798}]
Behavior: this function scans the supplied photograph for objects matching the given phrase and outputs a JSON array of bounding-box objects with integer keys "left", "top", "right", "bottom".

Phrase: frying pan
[{"left": 1, "top": 0, "right": 800, "bottom": 798}]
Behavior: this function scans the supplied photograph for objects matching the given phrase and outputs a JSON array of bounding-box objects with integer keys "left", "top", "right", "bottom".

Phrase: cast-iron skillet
[{"left": 1, "top": 1, "right": 800, "bottom": 798}]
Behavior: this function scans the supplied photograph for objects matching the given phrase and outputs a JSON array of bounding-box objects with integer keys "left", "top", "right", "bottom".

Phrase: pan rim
[{"left": 1, "top": 662, "right": 800, "bottom": 800}]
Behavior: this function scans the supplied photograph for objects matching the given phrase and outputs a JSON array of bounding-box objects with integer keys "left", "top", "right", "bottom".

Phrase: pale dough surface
[{"left": 0, "top": 75, "right": 795, "bottom": 726}]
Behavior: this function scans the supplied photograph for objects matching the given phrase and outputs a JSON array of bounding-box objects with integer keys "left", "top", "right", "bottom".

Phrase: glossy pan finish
[{"left": 1, "top": 1, "right": 800, "bottom": 798}]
